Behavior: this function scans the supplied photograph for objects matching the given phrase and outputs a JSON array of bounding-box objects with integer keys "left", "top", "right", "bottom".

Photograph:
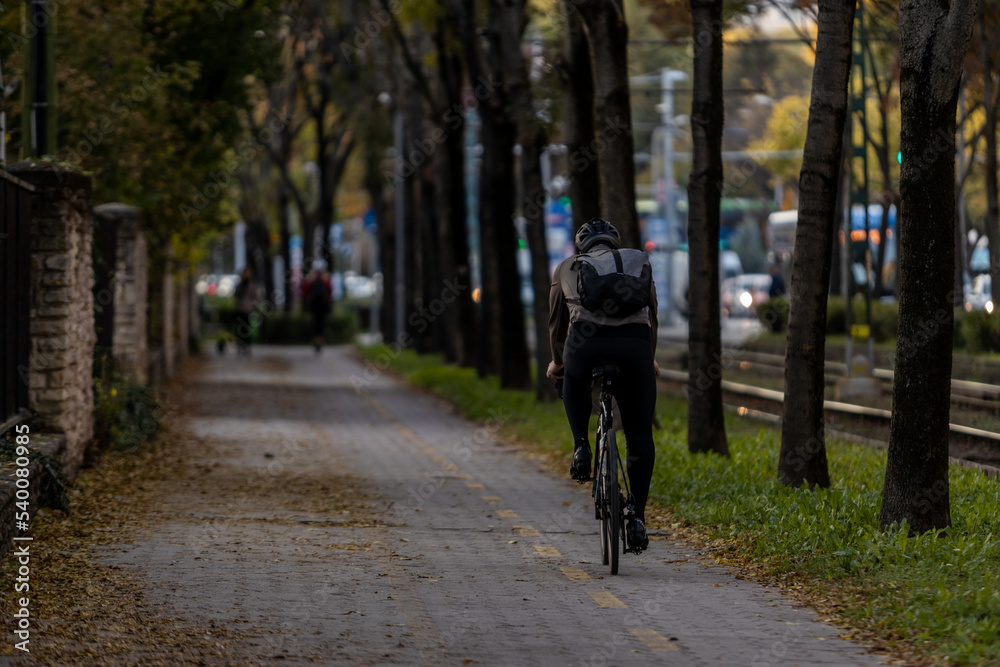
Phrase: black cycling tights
[{"left": 562, "top": 324, "right": 656, "bottom": 521}]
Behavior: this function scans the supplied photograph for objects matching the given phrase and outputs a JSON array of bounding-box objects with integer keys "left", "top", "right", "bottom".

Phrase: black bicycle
[{"left": 558, "top": 366, "right": 641, "bottom": 575}]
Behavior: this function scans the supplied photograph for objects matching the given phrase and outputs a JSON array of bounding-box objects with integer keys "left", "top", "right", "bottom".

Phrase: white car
[{"left": 722, "top": 273, "right": 772, "bottom": 318}]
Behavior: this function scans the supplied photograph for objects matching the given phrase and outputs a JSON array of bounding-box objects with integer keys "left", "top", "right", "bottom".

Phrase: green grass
[{"left": 360, "top": 344, "right": 1000, "bottom": 665}]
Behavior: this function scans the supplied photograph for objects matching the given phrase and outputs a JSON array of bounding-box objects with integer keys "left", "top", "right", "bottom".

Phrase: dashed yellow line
[
  {"left": 466, "top": 482, "right": 485, "bottom": 490},
  {"left": 512, "top": 525, "right": 540, "bottom": 537},
  {"left": 481, "top": 496, "right": 503, "bottom": 504},
  {"left": 497, "top": 509, "right": 519, "bottom": 519},
  {"left": 629, "top": 628, "right": 679, "bottom": 652},
  {"left": 560, "top": 567, "right": 591, "bottom": 581},
  {"left": 589, "top": 592, "right": 626, "bottom": 608},
  {"left": 534, "top": 545, "right": 561, "bottom": 557}
]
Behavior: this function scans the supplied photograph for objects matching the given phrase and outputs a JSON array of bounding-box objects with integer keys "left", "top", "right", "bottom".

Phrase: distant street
[{"left": 95, "top": 345, "right": 881, "bottom": 665}]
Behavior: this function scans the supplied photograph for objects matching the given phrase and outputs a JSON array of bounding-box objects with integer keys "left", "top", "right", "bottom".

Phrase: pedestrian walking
[
  {"left": 302, "top": 260, "right": 333, "bottom": 354},
  {"left": 233, "top": 267, "right": 258, "bottom": 356},
  {"left": 768, "top": 264, "right": 786, "bottom": 298}
]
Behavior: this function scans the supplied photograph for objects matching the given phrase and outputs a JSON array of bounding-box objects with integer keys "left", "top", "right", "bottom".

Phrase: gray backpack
[{"left": 573, "top": 248, "right": 652, "bottom": 317}]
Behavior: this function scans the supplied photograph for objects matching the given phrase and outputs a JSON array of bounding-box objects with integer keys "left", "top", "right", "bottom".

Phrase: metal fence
[{"left": 1, "top": 169, "right": 34, "bottom": 432}]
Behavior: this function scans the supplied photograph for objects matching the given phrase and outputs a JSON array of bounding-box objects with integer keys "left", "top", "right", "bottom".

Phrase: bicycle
[{"left": 558, "top": 364, "right": 642, "bottom": 575}]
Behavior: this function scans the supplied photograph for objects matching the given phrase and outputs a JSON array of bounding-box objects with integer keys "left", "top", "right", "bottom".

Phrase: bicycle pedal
[{"left": 574, "top": 475, "right": 593, "bottom": 484}]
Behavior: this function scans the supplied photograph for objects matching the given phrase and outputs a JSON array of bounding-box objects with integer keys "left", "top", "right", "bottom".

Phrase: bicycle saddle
[{"left": 592, "top": 364, "right": 620, "bottom": 381}]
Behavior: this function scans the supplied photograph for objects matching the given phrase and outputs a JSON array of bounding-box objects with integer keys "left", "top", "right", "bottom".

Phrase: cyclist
[{"left": 546, "top": 218, "right": 660, "bottom": 550}]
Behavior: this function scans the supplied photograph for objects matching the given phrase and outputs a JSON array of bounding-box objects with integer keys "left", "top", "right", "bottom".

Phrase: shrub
[
  {"left": 959, "top": 309, "right": 1000, "bottom": 354},
  {"left": 210, "top": 306, "right": 359, "bottom": 345},
  {"left": 757, "top": 297, "right": 789, "bottom": 333},
  {"left": 93, "top": 377, "right": 162, "bottom": 452},
  {"left": 826, "top": 296, "right": 898, "bottom": 342}
]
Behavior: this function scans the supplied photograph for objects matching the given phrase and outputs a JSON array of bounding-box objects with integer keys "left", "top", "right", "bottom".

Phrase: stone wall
[
  {"left": 9, "top": 162, "right": 95, "bottom": 479},
  {"left": 94, "top": 204, "right": 148, "bottom": 384}
]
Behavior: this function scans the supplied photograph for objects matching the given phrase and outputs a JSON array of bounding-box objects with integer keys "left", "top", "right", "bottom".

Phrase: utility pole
[{"left": 837, "top": 0, "right": 880, "bottom": 401}]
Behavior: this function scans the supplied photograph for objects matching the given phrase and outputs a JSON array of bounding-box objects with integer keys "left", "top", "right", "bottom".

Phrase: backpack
[
  {"left": 574, "top": 248, "right": 652, "bottom": 318},
  {"left": 307, "top": 276, "right": 329, "bottom": 308}
]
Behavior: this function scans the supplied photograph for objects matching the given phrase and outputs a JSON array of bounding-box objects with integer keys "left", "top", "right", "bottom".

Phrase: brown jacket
[{"left": 548, "top": 251, "right": 658, "bottom": 366}]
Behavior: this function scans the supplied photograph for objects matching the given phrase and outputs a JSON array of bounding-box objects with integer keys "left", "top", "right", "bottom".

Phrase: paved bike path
[{"left": 104, "top": 345, "right": 885, "bottom": 665}]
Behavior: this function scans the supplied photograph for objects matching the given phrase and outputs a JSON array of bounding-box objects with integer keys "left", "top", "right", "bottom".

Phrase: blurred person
[
  {"left": 768, "top": 264, "right": 786, "bottom": 298},
  {"left": 302, "top": 260, "right": 333, "bottom": 354},
  {"left": 233, "top": 267, "right": 258, "bottom": 356}
]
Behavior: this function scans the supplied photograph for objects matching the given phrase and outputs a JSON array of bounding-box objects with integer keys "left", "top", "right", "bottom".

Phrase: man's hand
[
  {"left": 653, "top": 359, "right": 660, "bottom": 377},
  {"left": 546, "top": 361, "right": 564, "bottom": 380}
]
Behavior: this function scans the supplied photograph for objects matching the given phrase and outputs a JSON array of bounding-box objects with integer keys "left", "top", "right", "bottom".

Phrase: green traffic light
[{"left": 896, "top": 151, "right": 902, "bottom": 164}]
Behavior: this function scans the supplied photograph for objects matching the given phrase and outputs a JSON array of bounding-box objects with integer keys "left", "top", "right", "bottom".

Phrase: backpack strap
[{"left": 611, "top": 249, "right": 624, "bottom": 275}]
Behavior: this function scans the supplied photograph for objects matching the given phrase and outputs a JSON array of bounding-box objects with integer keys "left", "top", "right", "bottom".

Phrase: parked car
[{"left": 722, "top": 273, "right": 773, "bottom": 318}]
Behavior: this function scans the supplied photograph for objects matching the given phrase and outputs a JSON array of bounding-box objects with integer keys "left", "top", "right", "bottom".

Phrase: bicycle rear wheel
[
  {"left": 598, "top": 445, "right": 609, "bottom": 566},
  {"left": 599, "top": 432, "right": 620, "bottom": 575}
]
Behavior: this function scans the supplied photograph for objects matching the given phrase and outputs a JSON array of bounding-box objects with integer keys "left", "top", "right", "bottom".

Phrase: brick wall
[{"left": 8, "top": 162, "right": 95, "bottom": 479}]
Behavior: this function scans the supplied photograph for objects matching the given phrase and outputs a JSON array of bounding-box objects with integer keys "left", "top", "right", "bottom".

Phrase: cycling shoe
[
  {"left": 627, "top": 518, "right": 649, "bottom": 552},
  {"left": 570, "top": 441, "right": 591, "bottom": 482}
]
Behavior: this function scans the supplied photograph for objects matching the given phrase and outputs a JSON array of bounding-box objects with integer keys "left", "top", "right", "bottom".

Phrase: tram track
[{"left": 656, "top": 347, "right": 1000, "bottom": 476}]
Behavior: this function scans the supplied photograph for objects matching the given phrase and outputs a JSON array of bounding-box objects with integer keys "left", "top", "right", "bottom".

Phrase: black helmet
[{"left": 575, "top": 218, "right": 621, "bottom": 253}]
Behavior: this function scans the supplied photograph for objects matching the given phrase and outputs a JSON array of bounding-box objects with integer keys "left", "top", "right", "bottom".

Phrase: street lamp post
[
  {"left": 393, "top": 106, "right": 405, "bottom": 342},
  {"left": 659, "top": 68, "right": 687, "bottom": 326},
  {"left": 378, "top": 91, "right": 406, "bottom": 343}
]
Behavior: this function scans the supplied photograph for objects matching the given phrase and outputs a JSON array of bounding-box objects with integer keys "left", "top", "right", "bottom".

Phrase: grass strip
[{"left": 360, "top": 344, "right": 1000, "bottom": 666}]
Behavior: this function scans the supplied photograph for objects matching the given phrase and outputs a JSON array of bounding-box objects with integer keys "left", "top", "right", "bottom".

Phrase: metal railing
[{"left": 1, "top": 169, "right": 34, "bottom": 431}]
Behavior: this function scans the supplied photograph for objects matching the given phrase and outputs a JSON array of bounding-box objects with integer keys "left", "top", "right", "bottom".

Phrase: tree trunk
[
  {"left": 278, "top": 185, "right": 293, "bottom": 313},
  {"left": 366, "top": 155, "right": 394, "bottom": 343},
  {"left": 522, "top": 133, "right": 558, "bottom": 401},
  {"left": 458, "top": 0, "right": 530, "bottom": 388},
  {"left": 577, "top": 0, "right": 640, "bottom": 249},
  {"left": 497, "top": 0, "right": 558, "bottom": 401},
  {"left": 561, "top": 1, "right": 601, "bottom": 231},
  {"left": 444, "top": 125, "right": 479, "bottom": 368},
  {"left": 778, "top": 0, "right": 855, "bottom": 489},
  {"left": 686, "top": 0, "right": 728, "bottom": 457},
  {"left": 434, "top": 40, "right": 477, "bottom": 367},
  {"left": 480, "top": 99, "right": 531, "bottom": 389},
  {"left": 364, "top": 158, "right": 388, "bottom": 338},
  {"left": 879, "top": 0, "right": 977, "bottom": 534},
  {"left": 419, "top": 161, "right": 447, "bottom": 354}
]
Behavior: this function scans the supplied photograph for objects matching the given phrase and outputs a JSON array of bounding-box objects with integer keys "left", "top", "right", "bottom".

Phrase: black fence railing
[{"left": 1, "top": 169, "right": 34, "bottom": 431}]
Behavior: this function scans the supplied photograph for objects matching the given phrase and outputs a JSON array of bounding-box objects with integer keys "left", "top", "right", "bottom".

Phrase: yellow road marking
[
  {"left": 431, "top": 455, "right": 448, "bottom": 463},
  {"left": 467, "top": 483, "right": 485, "bottom": 490},
  {"left": 560, "top": 567, "right": 591, "bottom": 581},
  {"left": 629, "top": 628, "right": 679, "bottom": 651},
  {"left": 513, "top": 525, "right": 540, "bottom": 537},
  {"left": 589, "top": 592, "right": 626, "bottom": 608},
  {"left": 497, "top": 509, "right": 519, "bottom": 519},
  {"left": 533, "top": 545, "right": 561, "bottom": 557},
  {"left": 481, "top": 496, "right": 503, "bottom": 504},
  {"left": 442, "top": 463, "right": 458, "bottom": 472},
  {"left": 450, "top": 473, "right": 472, "bottom": 480}
]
